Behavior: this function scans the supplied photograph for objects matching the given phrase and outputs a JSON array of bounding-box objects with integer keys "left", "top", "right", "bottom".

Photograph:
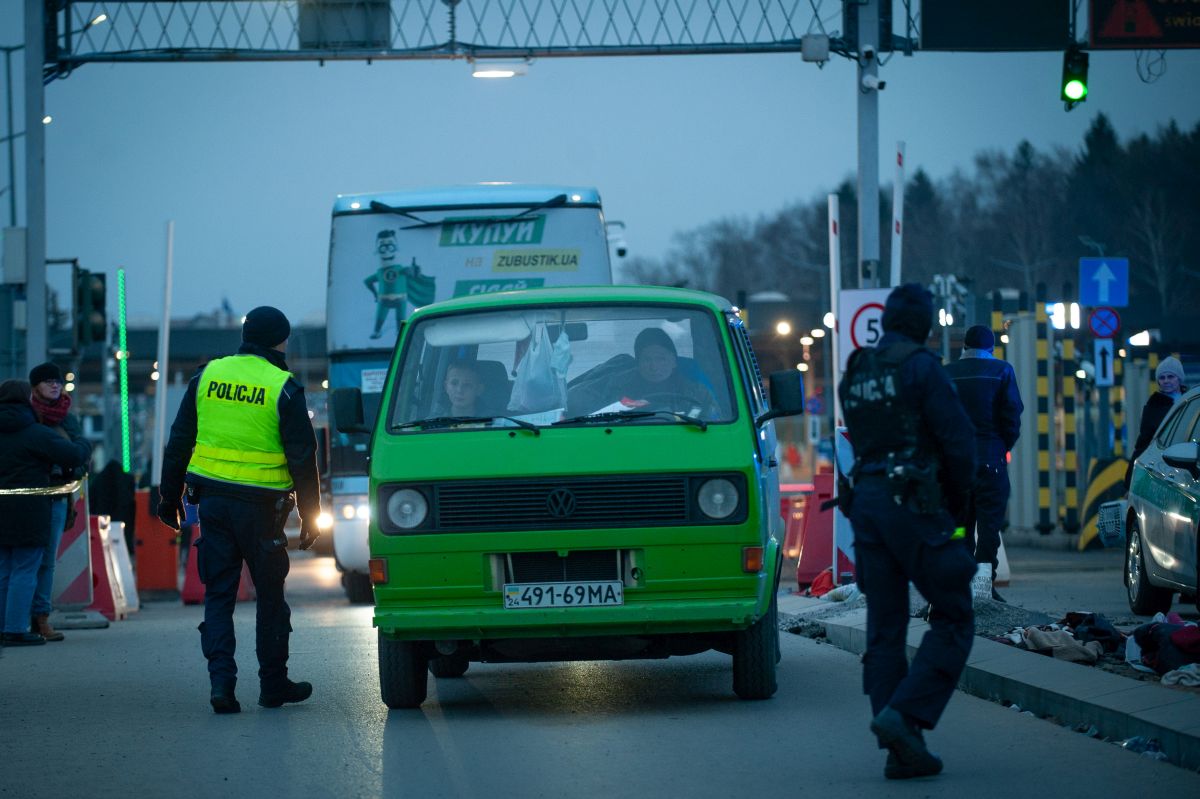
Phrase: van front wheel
[
  {"left": 732, "top": 591, "right": 778, "bottom": 700},
  {"left": 379, "top": 632, "right": 429, "bottom": 708}
]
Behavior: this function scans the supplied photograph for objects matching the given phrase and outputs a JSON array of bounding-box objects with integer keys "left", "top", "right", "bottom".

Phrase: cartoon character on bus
[{"left": 364, "top": 229, "right": 436, "bottom": 340}]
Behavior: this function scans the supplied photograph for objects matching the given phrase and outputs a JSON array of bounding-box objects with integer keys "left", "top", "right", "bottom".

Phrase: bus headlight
[
  {"left": 316, "top": 512, "right": 333, "bottom": 531},
  {"left": 697, "top": 478, "right": 739, "bottom": 520},
  {"left": 385, "top": 489, "right": 428, "bottom": 530}
]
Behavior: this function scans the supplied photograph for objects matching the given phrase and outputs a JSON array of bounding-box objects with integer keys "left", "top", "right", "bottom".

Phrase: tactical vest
[
  {"left": 839, "top": 341, "right": 923, "bottom": 464},
  {"left": 188, "top": 355, "right": 293, "bottom": 490}
]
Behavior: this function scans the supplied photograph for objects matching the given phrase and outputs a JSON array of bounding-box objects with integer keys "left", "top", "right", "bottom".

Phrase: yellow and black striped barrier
[
  {"left": 1035, "top": 302, "right": 1054, "bottom": 533},
  {"left": 1079, "top": 457, "right": 1129, "bottom": 550},
  {"left": 1061, "top": 337, "right": 1079, "bottom": 533},
  {"left": 1113, "top": 354, "right": 1124, "bottom": 457}
]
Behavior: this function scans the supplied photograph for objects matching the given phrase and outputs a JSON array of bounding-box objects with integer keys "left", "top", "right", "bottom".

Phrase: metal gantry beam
[{"left": 45, "top": 0, "right": 905, "bottom": 72}]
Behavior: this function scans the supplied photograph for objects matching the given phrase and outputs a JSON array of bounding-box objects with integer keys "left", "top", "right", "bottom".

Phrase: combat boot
[
  {"left": 210, "top": 683, "right": 241, "bottom": 714},
  {"left": 32, "top": 614, "right": 65, "bottom": 642},
  {"left": 259, "top": 679, "right": 313, "bottom": 708},
  {"left": 871, "top": 707, "right": 943, "bottom": 778}
]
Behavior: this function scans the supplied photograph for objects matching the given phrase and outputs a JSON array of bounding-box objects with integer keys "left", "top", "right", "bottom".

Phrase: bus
[{"left": 325, "top": 184, "right": 615, "bottom": 601}]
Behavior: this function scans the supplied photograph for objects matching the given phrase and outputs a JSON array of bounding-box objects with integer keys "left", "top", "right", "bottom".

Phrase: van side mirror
[
  {"left": 757, "top": 370, "right": 805, "bottom": 425},
  {"left": 332, "top": 388, "right": 371, "bottom": 435}
]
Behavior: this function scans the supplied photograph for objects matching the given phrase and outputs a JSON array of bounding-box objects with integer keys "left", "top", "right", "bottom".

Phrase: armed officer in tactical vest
[
  {"left": 838, "top": 283, "right": 977, "bottom": 780},
  {"left": 158, "top": 306, "right": 323, "bottom": 714}
]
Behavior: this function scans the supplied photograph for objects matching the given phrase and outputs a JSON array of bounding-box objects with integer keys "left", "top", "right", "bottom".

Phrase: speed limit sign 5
[{"left": 837, "top": 288, "right": 891, "bottom": 370}]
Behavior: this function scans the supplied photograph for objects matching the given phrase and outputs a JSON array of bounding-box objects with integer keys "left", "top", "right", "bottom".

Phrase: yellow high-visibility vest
[{"left": 188, "top": 355, "right": 293, "bottom": 490}]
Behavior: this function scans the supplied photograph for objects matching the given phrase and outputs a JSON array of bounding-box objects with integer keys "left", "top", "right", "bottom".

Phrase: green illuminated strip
[{"left": 118, "top": 268, "right": 131, "bottom": 473}]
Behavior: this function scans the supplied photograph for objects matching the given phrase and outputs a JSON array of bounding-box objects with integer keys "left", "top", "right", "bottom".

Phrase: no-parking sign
[{"left": 837, "top": 288, "right": 891, "bottom": 370}]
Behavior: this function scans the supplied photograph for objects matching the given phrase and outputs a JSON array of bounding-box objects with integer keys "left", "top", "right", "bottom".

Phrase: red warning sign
[{"left": 1091, "top": 0, "right": 1200, "bottom": 49}]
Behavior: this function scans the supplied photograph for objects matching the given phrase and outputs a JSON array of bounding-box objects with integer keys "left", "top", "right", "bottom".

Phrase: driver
[
  {"left": 604, "top": 328, "right": 715, "bottom": 414},
  {"left": 444, "top": 361, "right": 487, "bottom": 417}
]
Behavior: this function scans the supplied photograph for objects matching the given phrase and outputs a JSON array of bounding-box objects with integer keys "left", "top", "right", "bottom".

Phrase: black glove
[
  {"left": 298, "top": 516, "right": 321, "bottom": 551},
  {"left": 157, "top": 498, "right": 183, "bottom": 531}
]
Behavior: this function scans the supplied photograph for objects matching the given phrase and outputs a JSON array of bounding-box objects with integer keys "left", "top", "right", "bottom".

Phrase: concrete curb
[{"left": 780, "top": 594, "right": 1200, "bottom": 771}]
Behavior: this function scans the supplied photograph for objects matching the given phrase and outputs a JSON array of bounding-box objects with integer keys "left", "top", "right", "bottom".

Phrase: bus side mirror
[
  {"left": 332, "top": 388, "right": 370, "bottom": 435},
  {"left": 757, "top": 370, "right": 806, "bottom": 425}
]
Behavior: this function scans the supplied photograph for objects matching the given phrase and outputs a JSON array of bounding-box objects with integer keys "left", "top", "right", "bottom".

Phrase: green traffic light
[{"left": 1064, "top": 79, "right": 1087, "bottom": 101}]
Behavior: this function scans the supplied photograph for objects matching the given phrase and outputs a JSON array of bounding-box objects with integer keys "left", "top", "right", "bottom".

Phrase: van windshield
[{"left": 387, "top": 304, "right": 737, "bottom": 431}]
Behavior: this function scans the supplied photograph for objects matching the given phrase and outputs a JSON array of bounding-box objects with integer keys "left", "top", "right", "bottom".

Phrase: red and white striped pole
[{"left": 890, "top": 141, "right": 906, "bottom": 288}]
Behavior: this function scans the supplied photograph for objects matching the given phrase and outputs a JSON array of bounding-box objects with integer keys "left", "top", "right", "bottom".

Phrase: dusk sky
[{"left": 3, "top": 5, "right": 1199, "bottom": 327}]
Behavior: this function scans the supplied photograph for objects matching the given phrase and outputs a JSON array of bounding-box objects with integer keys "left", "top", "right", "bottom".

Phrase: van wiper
[
  {"left": 553, "top": 410, "right": 707, "bottom": 431},
  {"left": 391, "top": 416, "right": 540, "bottom": 435}
]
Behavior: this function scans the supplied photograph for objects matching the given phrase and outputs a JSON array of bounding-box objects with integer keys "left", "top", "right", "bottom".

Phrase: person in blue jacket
[
  {"left": 943, "top": 325, "right": 1024, "bottom": 602},
  {"left": 839, "top": 283, "right": 977, "bottom": 780}
]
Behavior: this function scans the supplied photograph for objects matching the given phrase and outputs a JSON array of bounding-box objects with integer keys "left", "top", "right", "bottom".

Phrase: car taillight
[{"left": 369, "top": 558, "right": 388, "bottom": 585}]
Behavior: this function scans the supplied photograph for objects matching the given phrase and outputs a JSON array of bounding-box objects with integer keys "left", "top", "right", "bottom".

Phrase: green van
[{"left": 332, "top": 285, "right": 806, "bottom": 707}]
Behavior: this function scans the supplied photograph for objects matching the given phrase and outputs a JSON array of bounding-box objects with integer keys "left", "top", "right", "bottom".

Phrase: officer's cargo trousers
[{"left": 849, "top": 476, "right": 976, "bottom": 730}]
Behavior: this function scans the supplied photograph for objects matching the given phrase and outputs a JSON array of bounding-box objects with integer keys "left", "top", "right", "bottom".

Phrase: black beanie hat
[
  {"left": 635, "top": 327, "right": 677, "bottom": 358},
  {"left": 881, "top": 283, "right": 934, "bottom": 343},
  {"left": 964, "top": 325, "right": 995, "bottom": 351},
  {"left": 29, "top": 362, "right": 64, "bottom": 385},
  {"left": 242, "top": 306, "right": 291, "bottom": 349}
]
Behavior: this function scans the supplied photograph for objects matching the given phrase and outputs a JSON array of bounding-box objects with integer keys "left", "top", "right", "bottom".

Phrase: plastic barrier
[
  {"left": 86, "top": 515, "right": 131, "bottom": 622},
  {"left": 50, "top": 493, "right": 111, "bottom": 630},
  {"left": 180, "top": 524, "right": 257, "bottom": 605},
  {"left": 134, "top": 488, "right": 179, "bottom": 596},
  {"left": 107, "top": 520, "right": 140, "bottom": 613},
  {"left": 795, "top": 472, "right": 855, "bottom": 589}
]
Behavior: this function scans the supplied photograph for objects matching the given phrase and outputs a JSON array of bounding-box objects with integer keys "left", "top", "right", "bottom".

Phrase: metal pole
[
  {"left": 151, "top": 221, "right": 174, "bottom": 486},
  {"left": 3, "top": 46, "right": 18, "bottom": 228},
  {"left": 856, "top": 0, "right": 881, "bottom": 289},
  {"left": 828, "top": 193, "right": 841, "bottom": 581},
  {"left": 890, "top": 141, "right": 905, "bottom": 288},
  {"left": 23, "top": 0, "right": 47, "bottom": 372}
]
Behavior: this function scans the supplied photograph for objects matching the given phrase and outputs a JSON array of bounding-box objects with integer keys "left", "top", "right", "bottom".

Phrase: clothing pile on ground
[{"left": 994, "top": 610, "right": 1200, "bottom": 682}]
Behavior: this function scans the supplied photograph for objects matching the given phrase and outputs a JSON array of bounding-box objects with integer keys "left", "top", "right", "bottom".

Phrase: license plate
[{"left": 503, "top": 581, "right": 624, "bottom": 609}]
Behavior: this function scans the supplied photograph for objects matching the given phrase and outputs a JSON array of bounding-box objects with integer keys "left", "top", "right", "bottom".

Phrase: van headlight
[
  {"left": 697, "top": 478, "right": 739, "bottom": 520},
  {"left": 385, "top": 489, "right": 428, "bottom": 530}
]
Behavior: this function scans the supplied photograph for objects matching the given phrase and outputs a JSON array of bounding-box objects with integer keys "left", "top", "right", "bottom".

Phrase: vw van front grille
[{"left": 433, "top": 476, "right": 689, "bottom": 531}]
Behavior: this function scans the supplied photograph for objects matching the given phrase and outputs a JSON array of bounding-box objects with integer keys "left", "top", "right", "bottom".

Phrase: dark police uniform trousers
[
  {"left": 849, "top": 476, "right": 976, "bottom": 730},
  {"left": 194, "top": 492, "right": 291, "bottom": 691}
]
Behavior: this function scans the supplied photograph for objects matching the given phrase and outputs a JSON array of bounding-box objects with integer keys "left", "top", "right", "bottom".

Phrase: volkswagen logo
[{"left": 545, "top": 488, "right": 577, "bottom": 518}]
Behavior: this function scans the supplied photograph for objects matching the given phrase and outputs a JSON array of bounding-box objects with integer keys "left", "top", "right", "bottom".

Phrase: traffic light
[
  {"left": 73, "top": 267, "right": 108, "bottom": 347},
  {"left": 1061, "top": 46, "right": 1089, "bottom": 106}
]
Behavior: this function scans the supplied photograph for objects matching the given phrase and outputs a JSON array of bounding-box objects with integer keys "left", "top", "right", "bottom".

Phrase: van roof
[
  {"left": 408, "top": 285, "right": 735, "bottom": 318},
  {"left": 332, "top": 185, "right": 602, "bottom": 214}
]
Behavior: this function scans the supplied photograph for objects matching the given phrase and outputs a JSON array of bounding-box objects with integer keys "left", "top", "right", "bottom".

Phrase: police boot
[
  {"left": 32, "top": 614, "right": 65, "bottom": 642},
  {"left": 871, "top": 707, "right": 943, "bottom": 779},
  {"left": 210, "top": 683, "right": 241, "bottom": 714},
  {"left": 259, "top": 679, "right": 313, "bottom": 708}
]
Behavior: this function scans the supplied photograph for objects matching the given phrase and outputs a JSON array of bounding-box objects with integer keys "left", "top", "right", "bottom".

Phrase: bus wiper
[
  {"left": 553, "top": 410, "right": 707, "bottom": 431},
  {"left": 368, "top": 200, "right": 438, "bottom": 227},
  {"left": 390, "top": 416, "right": 540, "bottom": 435},
  {"left": 500, "top": 193, "right": 568, "bottom": 221}
]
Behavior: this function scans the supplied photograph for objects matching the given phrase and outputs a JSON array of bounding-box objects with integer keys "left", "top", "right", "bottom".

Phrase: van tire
[
  {"left": 429, "top": 653, "right": 470, "bottom": 678},
  {"left": 344, "top": 571, "right": 373, "bottom": 605},
  {"left": 1126, "top": 520, "right": 1174, "bottom": 616},
  {"left": 379, "top": 632, "right": 429, "bottom": 708},
  {"left": 732, "top": 591, "right": 778, "bottom": 700}
]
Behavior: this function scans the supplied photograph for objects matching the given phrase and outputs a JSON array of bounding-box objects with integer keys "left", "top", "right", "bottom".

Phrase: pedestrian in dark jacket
[
  {"left": 0, "top": 379, "right": 92, "bottom": 646},
  {"left": 943, "top": 325, "right": 1024, "bottom": 602},
  {"left": 1125, "top": 356, "right": 1188, "bottom": 490},
  {"left": 28, "top": 361, "right": 87, "bottom": 642}
]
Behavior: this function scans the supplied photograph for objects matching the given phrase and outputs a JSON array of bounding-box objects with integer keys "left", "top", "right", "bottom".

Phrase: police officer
[
  {"left": 944, "top": 325, "right": 1024, "bottom": 602},
  {"left": 839, "top": 284, "right": 977, "bottom": 779},
  {"left": 158, "top": 306, "right": 323, "bottom": 714}
]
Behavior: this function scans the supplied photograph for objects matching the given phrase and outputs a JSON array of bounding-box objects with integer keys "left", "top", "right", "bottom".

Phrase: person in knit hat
[
  {"left": 944, "top": 326, "right": 1024, "bottom": 603},
  {"left": 26, "top": 362, "right": 89, "bottom": 642},
  {"left": 158, "top": 305, "right": 323, "bottom": 714},
  {"left": 1125, "top": 356, "right": 1189, "bottom": 490}
]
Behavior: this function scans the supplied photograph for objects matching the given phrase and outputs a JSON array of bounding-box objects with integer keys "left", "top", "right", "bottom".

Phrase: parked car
[{"left": 1125, "top": 385, "right": 1200, "bottom": 614}]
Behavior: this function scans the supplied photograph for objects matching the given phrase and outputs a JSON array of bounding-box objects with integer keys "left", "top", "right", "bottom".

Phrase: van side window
[{"left": 728, "top": 315, "right": 767, "bottom": 417}]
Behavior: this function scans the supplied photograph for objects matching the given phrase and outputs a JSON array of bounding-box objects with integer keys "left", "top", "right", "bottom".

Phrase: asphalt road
[{"left": 2, "top": 552, "right": 1198, "bottom": 799}]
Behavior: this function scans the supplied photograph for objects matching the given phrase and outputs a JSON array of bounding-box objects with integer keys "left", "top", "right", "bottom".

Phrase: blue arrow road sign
[{"left": 1079, "top": 257, "right": 1129, "bottom": 307}]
